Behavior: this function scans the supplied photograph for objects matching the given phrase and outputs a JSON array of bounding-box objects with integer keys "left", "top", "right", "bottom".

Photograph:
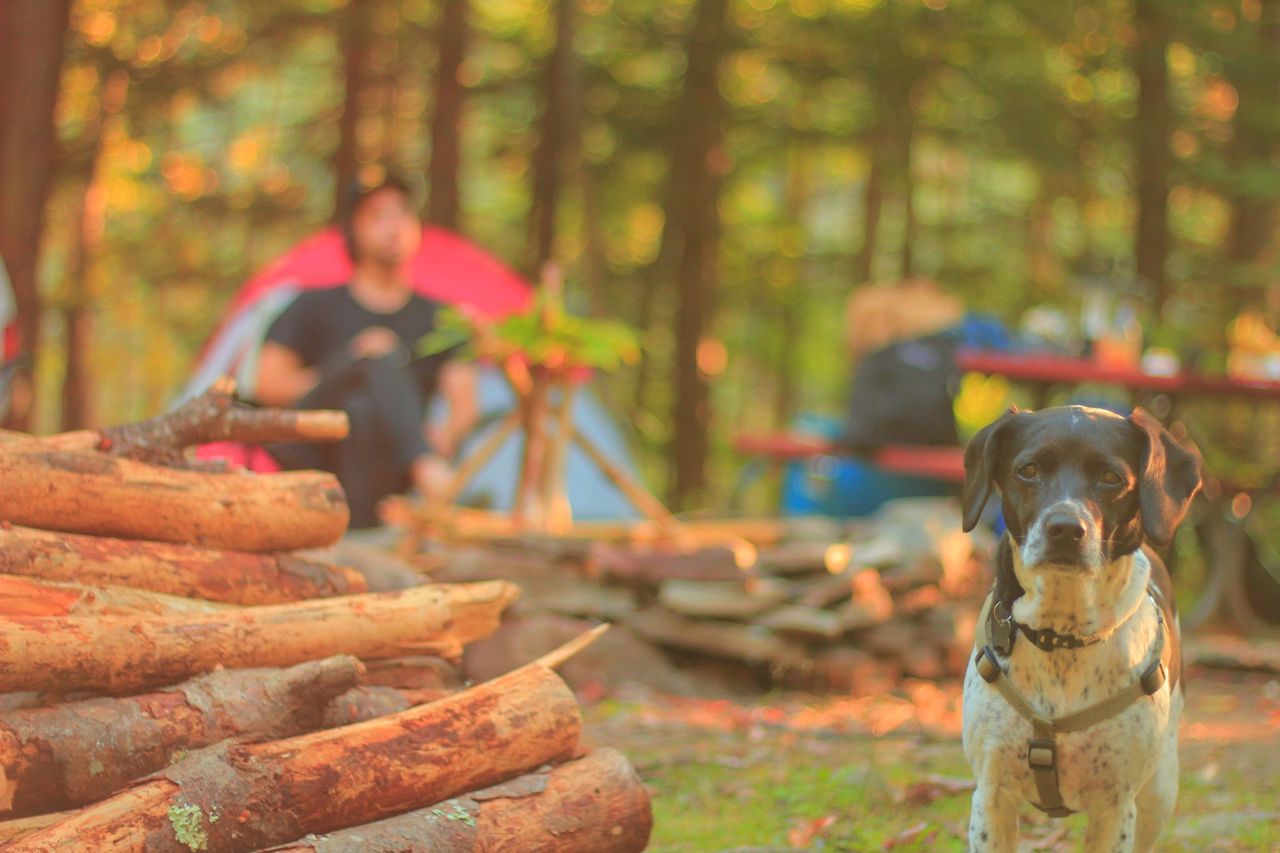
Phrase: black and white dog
[{"left": 960, "top": 406, "right": 1201, "bottom": 851}]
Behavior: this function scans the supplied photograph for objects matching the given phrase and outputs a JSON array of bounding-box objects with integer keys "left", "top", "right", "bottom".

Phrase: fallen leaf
[
  {"left": 898, "top": 774, "right": 976, "bottom": 805},
  {"left": 787, "top": 813, "right": 837, "bottom": 848},
  {"left": 882, "top": 821, "right": 936, "bottom": 850}
]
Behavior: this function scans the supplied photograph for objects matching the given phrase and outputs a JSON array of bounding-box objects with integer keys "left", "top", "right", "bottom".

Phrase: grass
[{"left": 584, "top": 673, "right": 1280, "bottom": 851}]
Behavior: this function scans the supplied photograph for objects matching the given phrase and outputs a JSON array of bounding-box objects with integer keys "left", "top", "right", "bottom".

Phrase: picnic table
[{"left": 955, "top": 348, "right": 1280, "bottom": 635}]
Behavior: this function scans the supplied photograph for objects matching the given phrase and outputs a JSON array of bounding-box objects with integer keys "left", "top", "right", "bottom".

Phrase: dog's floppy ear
[
  {"left": 962, "top": 408, "right": 1018, "bottom": 533},
  {"left": 1130, "top": 409, "right": 1202, "bottom": 547}
]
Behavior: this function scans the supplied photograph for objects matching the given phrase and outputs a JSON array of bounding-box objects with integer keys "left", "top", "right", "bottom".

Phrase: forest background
[{"left": 1, "top": 0, "right": 1277, "bottom": 511}]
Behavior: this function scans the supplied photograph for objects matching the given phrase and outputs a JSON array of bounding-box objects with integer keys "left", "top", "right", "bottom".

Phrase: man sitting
[{"left": 255, "top": 175, "right": 476, "bottom": 528}]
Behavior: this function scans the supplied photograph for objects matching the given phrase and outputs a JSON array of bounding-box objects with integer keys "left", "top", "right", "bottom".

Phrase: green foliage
[{"left": 420, "top": 290, "right": 640, "bottom": 372}]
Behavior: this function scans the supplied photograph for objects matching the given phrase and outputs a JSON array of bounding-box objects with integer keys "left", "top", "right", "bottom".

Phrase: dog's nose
[{"left": 1045, "top": 513, "right": 1086, "bottom": 545}]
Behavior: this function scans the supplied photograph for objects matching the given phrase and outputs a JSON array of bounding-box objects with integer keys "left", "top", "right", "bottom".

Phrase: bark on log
[
  {"left": 0, "top": 381, "right": 347, "bottom": 468},
  {"left": 0, "top": 575, "right": 229, "bottom": 618},
  {"left": 12, "top": 660, "right": 582, "bottom": 851},
  {"left": 589, "top": 543, "right": 754, "bottom": 585},
  {"left": 0, "top": 525, "right": 366, "bottom": 604},
  {"left": 98, "top": 377, "right": 348, "bottom": 464},
  {"left": 320, "top": 686, "right": 453, "bottom": 729},
  {"left": 0, "top": 657, "right": 364, "bottom": 816},
  {"left": 0, "top": 811, "right": 66, "bottom": 844},
  {"left": 268, "top": 748, "right": 652, "bottom": 852},
  {"left": 0, "top": 581, "right": 518, "bottom": 693},
  {"left": 0, "top": 446, "right": 349, "bottom": 551}
]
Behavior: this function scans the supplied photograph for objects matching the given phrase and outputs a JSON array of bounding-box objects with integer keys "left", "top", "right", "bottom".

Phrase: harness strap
[{"left": 973, "top": 592, "right": 1168, "bottom": 818}]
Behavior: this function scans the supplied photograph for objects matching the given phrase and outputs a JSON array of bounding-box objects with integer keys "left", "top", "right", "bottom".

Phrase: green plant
[{"left": 419, "top": 289, "right": 640, "bottom": 373}]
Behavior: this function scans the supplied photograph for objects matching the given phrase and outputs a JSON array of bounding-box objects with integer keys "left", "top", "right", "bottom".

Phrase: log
[
  {"left": 589, "top": 544, "right": 754, "bottom": 585},
  {"left": 0, "top": 575, "right": 229, "bottom": 619},
  {"left": 268, "top": 748, "right": 652, "bottom": 852},
  {"left": 757, "top": 605, "right": 847, "bottom": 641},
  {"left": 359, "top": 656, "right": 462, "bottom": 691},
  {"left": 657, "top": 578, "right": 788, "bottom": 620},
  {"left": 0, "top": 446, "right": 348, "bottom": 551},
  {"left": 625, "top": 608, "right": 807, "bottom": 666},
  {"left": 0, "top": 525, "right": 366, "bottom": 604},
  {"left": 12, "top": 648, "right": 587, "bottom": 851},
  {"left": 0, "top": 656, "right": 364, "bottom": 816},
  {"left": 320, "top": 686, "right": 453, "bottom": 729},
  {"left": 98, "top": 377, "right": 348, "bottom": 465},
  {"left": 0, "top": 580, "right": 518, "bottom": 693},
  {"left": 0, "top": 811, "right": 67, "bottom": 844},
  {"left": 515, "top": 576, "right": 637, "bottom": 622}
]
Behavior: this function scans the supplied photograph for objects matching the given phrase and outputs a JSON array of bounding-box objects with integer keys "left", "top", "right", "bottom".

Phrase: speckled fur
[{"left": 963, "top": 540, "right": 1183, "bottom": 852}]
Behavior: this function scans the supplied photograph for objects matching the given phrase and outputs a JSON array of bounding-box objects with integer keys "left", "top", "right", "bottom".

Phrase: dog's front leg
[
  {"left": 1083, "top": 798, "right": 1139, "bottom": 853},
  {"left": 967, "top": 782, "right": 1018, "bottom": 852}
]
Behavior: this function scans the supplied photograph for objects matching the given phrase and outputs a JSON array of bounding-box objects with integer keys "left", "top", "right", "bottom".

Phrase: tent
[{"left": 182, "top": 226, "right": 640, "bottom": 520}]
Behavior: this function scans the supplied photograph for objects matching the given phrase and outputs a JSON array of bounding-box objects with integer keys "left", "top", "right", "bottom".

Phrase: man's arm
[
  {"left": 429, "top": 360, "right": 478, "bottom": 459},
  {"left": 255, "top": 341, "right": 319, "bottom": 407}
]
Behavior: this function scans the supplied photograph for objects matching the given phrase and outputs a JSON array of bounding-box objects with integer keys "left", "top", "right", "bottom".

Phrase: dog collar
[{"left": 988, "top": 601, "right": 1106, "bottom": 655}]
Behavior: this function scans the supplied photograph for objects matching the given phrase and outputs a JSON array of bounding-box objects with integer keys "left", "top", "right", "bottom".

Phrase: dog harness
[{"left": 973, "top": 589, "right": 1169, "bottom": 818}]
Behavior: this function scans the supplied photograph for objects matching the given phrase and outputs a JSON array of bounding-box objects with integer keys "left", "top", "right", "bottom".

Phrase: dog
[{"left": 959, "top": 405, "right": 1201, "bottom": 852}]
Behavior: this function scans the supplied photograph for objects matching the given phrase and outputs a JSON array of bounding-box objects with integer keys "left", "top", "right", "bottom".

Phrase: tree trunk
[
  {"left": 13, "top": 661, "right": 580, "bottom": 851},
  {"left": 0, "top": 580, "right": 517, "bottom": 693},
  {"left": 1132, "top": 0, "right": 1171, "bottom": 316},
  {"left": 1227, "top": 0, "right": 1280, "bottom": 297},
  {"left": 665, "top": 0, "right": 731, "bottom": 510},
  {"left": 332, "top": 0, "right": 371, "bottom": 218},
  {"left": 268, "top": 748, "right": 652, "bottom": 852},
  {"left": 0, "top": 574, "right": 229, "bottom": 619},
  {"left": 0, "top": 657, "right": 364, "bottom": 816},
  {"left": 856, "top": 126, "right": 885, "bottom": 286},
  {"left": 899, "top": 112, "right": 916, "bottom": 279},
  {"left": 0, "top": 525, "right": 366, "bottom": 605},
  {"left": 60, "top": 131, "right": 107, "bottom": 431},
  {"left": 526, "top": 0, "right": 579, "bottom": 275},
  {"left": 0, "top": 0, "right": 72, "bottom": 430},
  {"left": 0, "top": 446, "right": 349, "bottom": 551},
  {"left": 775, "top": 142, "right": 811, "bottom": 430},
  {"left": 427, "top": 0, "right": 469, "bottom": 230}
]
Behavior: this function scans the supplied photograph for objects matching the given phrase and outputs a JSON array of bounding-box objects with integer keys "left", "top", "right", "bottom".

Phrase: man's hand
[
  {"left": 349, "top": 327, "right": 402, "bottom": 360},
  {"left": 411, "top": 454, "right": 455, "bottom": 505}
]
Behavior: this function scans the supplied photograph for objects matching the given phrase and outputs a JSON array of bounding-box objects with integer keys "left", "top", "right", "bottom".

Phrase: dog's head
[{"left": 961, "top": 405, "right": 1201, "bottom": 573}]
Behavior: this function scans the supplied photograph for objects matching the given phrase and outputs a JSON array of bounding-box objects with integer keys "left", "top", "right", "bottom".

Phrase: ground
[{"left": 582, "top": 669, "right": 1280, "bottom": 852}]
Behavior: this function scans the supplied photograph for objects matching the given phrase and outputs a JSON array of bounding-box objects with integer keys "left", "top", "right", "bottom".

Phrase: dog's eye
[
  {"left": 1099, "top": 470, "right": 1123, "bottom": 487},
  {"left": 1016, "top": 463, "right": 1040, "bottom": 480}
]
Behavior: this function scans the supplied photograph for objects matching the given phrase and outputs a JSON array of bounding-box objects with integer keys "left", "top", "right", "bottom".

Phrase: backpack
[{"left": 841, "top": 332, "right": 959, "bottom": 452}]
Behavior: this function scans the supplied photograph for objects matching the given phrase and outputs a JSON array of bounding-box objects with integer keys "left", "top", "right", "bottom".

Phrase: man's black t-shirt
[{"left": 264, "top": 285, "right": 455, "bottom": 396}]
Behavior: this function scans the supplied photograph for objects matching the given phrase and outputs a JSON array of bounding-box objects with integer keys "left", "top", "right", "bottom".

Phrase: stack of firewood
[
  {"left": 0, "top": 382, "right": 652, "bottom": 852},
  {"left": 408, "top": 500, "right": 995, "bottom": 691}
]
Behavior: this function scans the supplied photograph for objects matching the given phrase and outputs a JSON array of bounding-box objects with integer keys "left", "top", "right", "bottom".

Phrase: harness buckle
[
  {"left": 1140, "top": 660, "right": 1166, "bottom": 695},
  {"left": 1027, "top": 738, "right": 1056, "bottom": 770},
  {"left": 976, "top": 646, "right": 1001, "bottom": 683}
]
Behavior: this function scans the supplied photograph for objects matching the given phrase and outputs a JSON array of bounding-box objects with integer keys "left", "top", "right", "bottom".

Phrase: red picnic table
[
  {"left": 955, "top": 347, "right": 1280, "bottom": 635},
  {"left": 731, "top": 435, "right": 965, "bottom": 483},
  {"left": 955, "top": 349, "right": 1280, "bottom": 404}
]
